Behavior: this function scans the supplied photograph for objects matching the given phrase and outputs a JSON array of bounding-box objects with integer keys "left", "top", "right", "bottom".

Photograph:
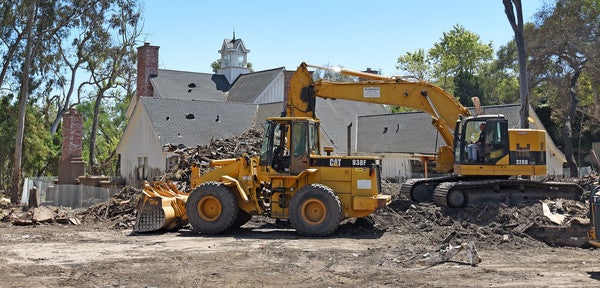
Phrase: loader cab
[
  {"left": 454, "top": 115, "right": 509, "bottom": 165},
  {"left": 260, "top": 117, "right": 320, "bottom": 174}
]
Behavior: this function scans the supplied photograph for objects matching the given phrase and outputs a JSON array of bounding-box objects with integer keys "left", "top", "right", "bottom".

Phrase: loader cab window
[
  {"left": 260, "top": 120, "right": 276, "bottom": 166},
  {"left": 308, "top": 121, "right": 319, "bottom": 155},
  {"left": 290, "top": 120, "right": 313, "bottom": 174},
  {"left": 291, "top": 121, "right": 308, "bottom": 158},
  {"left": 260, "top": 120, "right": 291, "bottom": 172}
]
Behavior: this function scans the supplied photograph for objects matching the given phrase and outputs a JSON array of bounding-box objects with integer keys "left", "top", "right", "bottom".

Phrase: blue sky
[{"left": 141, "top": 0, "right": 550, "bottom": 77}]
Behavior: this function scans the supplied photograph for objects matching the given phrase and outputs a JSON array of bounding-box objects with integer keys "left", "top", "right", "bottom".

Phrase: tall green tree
[
  {"left": 428, "top": 24, "right": 494, "bottom": 102},
  {"left": 453, "top": 70, "right": 484, "bottom": 106},
  {"left": 80, "top": 0, "right": 141, "bottom": 175},
  {"left": 503, "top": 0, "right": 531, "bottom": 129},
  {"left": 478, "top": 41, "right": 520, "bottom": 105},
  {"left": 527, "top": 0, "right": 600, "bottom": 176},
  {"left": 11, "top": 0, "right": 37, "bottom": 203},
  {"left": 1, "top": 0, "right": 142, "bottom": 201},
  {"left": 396, "top": 49, "right": 431, "bottom": 81}
]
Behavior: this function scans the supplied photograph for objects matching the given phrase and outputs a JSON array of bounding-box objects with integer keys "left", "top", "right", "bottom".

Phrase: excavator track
[
  {"left": 400, "top": 176, "right": 464, "bottom": 202},
  {"left": 432, "top": 179, "right": 584, "bottom": 208}
]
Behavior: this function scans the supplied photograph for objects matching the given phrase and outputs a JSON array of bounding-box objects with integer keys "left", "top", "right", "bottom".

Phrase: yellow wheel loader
[{"left": 135, "top": 117, "right": 390, "bottom": 236}]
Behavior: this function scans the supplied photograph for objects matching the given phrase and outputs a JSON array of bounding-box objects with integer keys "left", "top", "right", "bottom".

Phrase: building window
[{"left": 137, "top": 156, "right": 148, "bottom": 180}]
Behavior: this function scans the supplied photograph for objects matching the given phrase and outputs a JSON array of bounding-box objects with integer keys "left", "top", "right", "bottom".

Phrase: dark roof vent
[
  {"left": 166, "top": 116, "right": 170, "bottom": 121},
  {"left": 188, "top": 83, "right": 196, "bottom": 88},
  {"left": 186, "top": 114, "right": 195, "bottom": 120}
]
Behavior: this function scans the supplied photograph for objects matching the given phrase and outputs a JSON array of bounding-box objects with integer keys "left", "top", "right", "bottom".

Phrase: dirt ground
[{"left": 2, "top": 182, "right": 600, "bottom": 288}]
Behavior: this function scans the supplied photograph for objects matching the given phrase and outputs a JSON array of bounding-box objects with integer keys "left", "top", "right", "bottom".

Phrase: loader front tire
[
  {"left": 186, "top": 182, "right": 238, "bottom": 234},
  {"left": 289, "top": 184, "right": 342, "bottom": 237}
]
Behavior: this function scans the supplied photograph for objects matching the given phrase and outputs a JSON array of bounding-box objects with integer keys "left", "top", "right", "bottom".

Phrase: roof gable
[
  {"left": 226, "top": 68, "right": 283, "bottom": 103},
  {"left": 219, "top": 38, "right": 250, "bottom": 54}
]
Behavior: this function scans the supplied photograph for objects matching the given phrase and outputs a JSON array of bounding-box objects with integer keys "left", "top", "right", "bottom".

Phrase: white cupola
[{"left": 217, "top": 32, "right": 251, "bottom": 84}]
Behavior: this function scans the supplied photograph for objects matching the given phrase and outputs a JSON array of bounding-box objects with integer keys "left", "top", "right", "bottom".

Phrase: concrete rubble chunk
[{"left": 33, "top": 206, "right": 58, "bottom": 223}]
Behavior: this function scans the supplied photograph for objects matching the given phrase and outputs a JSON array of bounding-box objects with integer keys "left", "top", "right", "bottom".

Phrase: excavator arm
[{"left": 286, "top": 62, "right": 471, "bottom": 172}]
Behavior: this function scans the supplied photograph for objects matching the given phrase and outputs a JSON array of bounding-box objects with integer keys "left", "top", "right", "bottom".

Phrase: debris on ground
[
  {"left": 418, "top": 241, "right": 481, "bottom": 267},
  {"left": 81, "top": 186, "right": 142, "bottom": 228},
  {"left": 6, "top": 205, "right": 82, "bottom": 226},
  {"left": 4, "top": 130, "right": 598, "bottom": 253}
]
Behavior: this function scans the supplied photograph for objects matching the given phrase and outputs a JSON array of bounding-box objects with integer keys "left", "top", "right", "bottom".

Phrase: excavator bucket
[{"left": 133, "top": 181, "right": 189, "bottom": 233}]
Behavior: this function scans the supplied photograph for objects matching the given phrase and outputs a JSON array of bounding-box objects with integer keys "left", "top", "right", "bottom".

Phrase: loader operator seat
[{"left": 272, "top": 144, "right": 290, "bottom": 172}]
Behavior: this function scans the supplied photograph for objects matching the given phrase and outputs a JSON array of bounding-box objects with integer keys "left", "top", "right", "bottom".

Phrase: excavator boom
[{"left": 288, "top": 62, "right": 470, "bottom": 149}]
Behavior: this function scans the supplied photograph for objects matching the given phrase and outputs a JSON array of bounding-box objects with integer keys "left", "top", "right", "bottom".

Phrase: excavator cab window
[
  {"left": 483, "top": 119, "right": 509, "bottom": 163},
  {"left": 455, "top": 117, "right": 509, "bottom": 164},
  {"left": 455, "top": 119, "right": 488, "bottom": 163}
]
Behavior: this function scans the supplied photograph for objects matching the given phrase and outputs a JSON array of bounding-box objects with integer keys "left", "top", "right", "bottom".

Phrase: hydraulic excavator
[
  {"left": 135, "top": 62, "right": 583, "bottom": 234},
  {"left": 293, "top": 62, "right": 582, "bottom": 208}
]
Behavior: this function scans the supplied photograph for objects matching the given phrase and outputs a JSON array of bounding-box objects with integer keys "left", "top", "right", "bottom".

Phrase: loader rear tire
[
  {"left": 186, "top": 182, "right": 238, "bottom": 234},
  {"left": 289, "top": 184, "right": 342, "bottom": 237}
]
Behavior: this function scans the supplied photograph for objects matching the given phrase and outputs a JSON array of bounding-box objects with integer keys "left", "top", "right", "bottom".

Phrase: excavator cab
[
  {"left": 454, "top": 116, "right": 510, "bottom": 166},
  {"left": 260, "top": 117, "right": 320, "bottom": 174}
]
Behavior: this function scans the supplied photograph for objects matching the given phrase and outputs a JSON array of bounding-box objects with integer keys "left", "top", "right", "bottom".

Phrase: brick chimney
[
  {"left": 359, "top": 68, "right": 379, "bottom": 81},
  {"left": 58, "top": 108, "right": 85, "bottom": 184},
  {"left": 136, "top": 42, "right": 159, "bottom": 99}
]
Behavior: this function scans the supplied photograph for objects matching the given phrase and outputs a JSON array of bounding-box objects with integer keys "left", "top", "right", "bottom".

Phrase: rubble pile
[
  {"left": 160, "top": 129, "right": 263, "bottom": 189},
  {"left": 82, "top": 186, "right": 142, "bottom": 228},
  {"left": 4, "top": 206, "right": 82, "bottom": 226},
  {"left": 371, "top": 180, "right": 592, "bottom": 248}
]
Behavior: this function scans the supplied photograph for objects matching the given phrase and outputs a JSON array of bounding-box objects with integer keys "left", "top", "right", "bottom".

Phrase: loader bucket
[{"left": 133, "top": 181, "right": 189, "bottom": 233}]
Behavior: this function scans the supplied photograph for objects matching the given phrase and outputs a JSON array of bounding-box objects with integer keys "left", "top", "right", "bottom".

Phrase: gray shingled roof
[
  {"left": 142, "top": 97, "right": 260, "bottom": 147},
  {"left": 254, "top": 102, "right": 285, "bottom": 126},
  {"left": 356, "top": 104, "right": 533, "bottom": 154},
  {"left": 316, "top": 98, "right": 390, "bottom": 153},
  {"left": 150, "top": 69, "right": 230, "bottom": 102},
  {"left": 226, "top": 68, "right": 283, "bottom": 103}
]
